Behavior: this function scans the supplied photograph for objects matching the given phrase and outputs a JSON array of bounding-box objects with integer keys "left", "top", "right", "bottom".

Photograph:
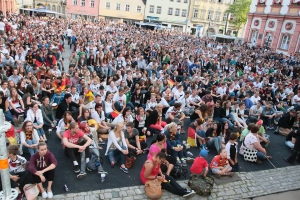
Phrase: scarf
[{"left": 136, "top": 114, "right": 146, "bottom": 122}]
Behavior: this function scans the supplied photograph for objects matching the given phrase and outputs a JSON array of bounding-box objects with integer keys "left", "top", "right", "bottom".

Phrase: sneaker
[
  {"left": 183, "top": 189, "right": 195, "bottom": 198},
  {"left": 186, "top": 157, "right": 194, "bottom": 162},
  {"left": 98, "top": 141, "right": 105, "bottom": 145},
  {"left": 42, "top": 191, "right": 48, "bottom": 199},
  {"left": 77, "top": 172, "right": 87, "bottom": 179},
  {"left": 120, "top": 166, "right": 128, "bottom": 173},
  {"left": 186, "top": 151, "right": 193, "bottom": 157},
  {"left": 269, "top": 126, "right": 275, "bottom": 130},
  {"left": 185, "top": 116, "right": 190, "bottom": 118},
  {"left": 181, "top": 159, "right": 187, "bottom": 167},
  {"left": 86, "top": 166, "right": 92, "bottom": 172},
  {"left": 176, "top": 159, "right": 182, "bottom": 165},
  {"left": 47, "top": 191, "right": 53, "bottom": 198},
  {"left": 74, "top": 165, "right": 80, "bottom": 174}
]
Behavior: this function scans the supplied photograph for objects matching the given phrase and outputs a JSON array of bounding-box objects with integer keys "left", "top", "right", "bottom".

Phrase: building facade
[
  {"left": 187, "top": 0, "right": 241, "bottom": 36},
  {"left": 244, "top": 0, "right": 300, "bottom": 54},
  {"left": 0, "top": 0, "right": 15, "bottom": 16},
  {"left": 98, "top": 0, "right": 146, "bottom": 23},
  {"left": 144, "top": 0, "right": 190, "bottom": 32},
  {"left": 33, "top": 0, "right": 66, "bottom": 14},
  {"left": 66, "top": 0, "right": 99, "bottom": 20}
]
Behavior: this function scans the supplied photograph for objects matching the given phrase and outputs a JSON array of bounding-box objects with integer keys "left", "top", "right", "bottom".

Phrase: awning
[{"left": 19, "top": 8, "right": 59, "bottom": 14}]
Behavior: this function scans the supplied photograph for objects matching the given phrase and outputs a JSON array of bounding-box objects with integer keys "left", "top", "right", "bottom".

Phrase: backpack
[
  {"left": 188, "top": 174, "right": 214, "bottom": 196},
  {"left": 170, "top": 165, "right": 188, "bottom": 179},
  {"left": 86, "top": 153, "right": 103, "bottom": 171}
]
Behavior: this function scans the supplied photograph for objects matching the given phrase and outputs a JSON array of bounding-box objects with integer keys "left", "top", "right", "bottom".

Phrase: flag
[{"left": 168, "top": 79, "right": 175, "bottom": 86}]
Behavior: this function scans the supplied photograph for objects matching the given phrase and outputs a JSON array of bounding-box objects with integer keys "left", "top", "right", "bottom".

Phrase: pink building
[
  {"left": 66, "top": 0, "right": 99, "bottom": 20},
  {"left": 0, "top": 0, "right": 15, "bottom": 16},
  {"left": 244, "top": 0, "right": 300, "bottom": 54}
]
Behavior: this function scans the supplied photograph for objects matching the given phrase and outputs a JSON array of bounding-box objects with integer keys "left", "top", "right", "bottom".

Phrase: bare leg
[
  {"left": 47, "top": 181, "right": 53, "bottom": 192},
  {"left": 166, "top": 164, "right": 174, "bottom": 176}
]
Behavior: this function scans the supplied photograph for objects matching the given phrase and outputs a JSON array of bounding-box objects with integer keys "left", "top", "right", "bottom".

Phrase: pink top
[{"left": 147, "top": 142, "right": 167, "bottom": 160}]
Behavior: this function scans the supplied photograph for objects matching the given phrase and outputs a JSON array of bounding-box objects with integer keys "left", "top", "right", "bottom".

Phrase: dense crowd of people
[{"left": 0, "top": 13, "right": 300, "bottom": 199}]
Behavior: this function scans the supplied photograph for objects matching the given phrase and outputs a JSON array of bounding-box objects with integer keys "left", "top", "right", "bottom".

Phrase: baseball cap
[{"left": 200, "top": 149, "right": 208, "bottom": 157}]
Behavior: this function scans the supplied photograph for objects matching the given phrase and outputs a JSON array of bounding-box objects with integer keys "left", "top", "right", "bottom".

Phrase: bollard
[{"left": 0, "top": 109, "right": 18, "bottom": 200}]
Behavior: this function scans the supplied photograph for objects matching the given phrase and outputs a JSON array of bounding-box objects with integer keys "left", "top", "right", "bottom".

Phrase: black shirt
[{"left": 55, "top": 100, "right": 80, "bottom": 119}]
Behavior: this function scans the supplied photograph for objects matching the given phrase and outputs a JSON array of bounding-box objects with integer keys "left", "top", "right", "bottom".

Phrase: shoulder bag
[
  {"left": 145, "top": 179, "right": 163, "bottom": 200},
  {"left": 23, "top": 184, "right": 39, "bottom": 200}
]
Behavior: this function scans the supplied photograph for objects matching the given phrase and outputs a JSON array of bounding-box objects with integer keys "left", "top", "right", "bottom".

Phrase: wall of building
[
  {"left": 98, "top": 0, "right": 145, "bottom": 22},
  {"left": 144, "top": 0, "right": 190, "bottom": 32},
  {"left": 244, "top": 0, "right": 300, "bottom": 54},
  {"left": 35, "top": 0, "right": 66, "bottom": 14},
  {"left": 66, "top": 0, "right": 99, "bottom": 19},
  {"left": 0, "top": 0, "right": 15, "bottom": 16}
]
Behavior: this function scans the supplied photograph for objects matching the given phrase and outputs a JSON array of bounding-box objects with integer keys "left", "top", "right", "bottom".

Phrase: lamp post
[{"left": 0, "top": 109, "right": 18, "bottom": 200}]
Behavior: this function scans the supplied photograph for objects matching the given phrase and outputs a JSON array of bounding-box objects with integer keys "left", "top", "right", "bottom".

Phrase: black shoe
[
  {"left": 284, "top": 158, "right": 294, "bottom": 164},
  {"left": 74, "top": 165, "right": 80, "bottom": 173},
  {"left": 183, "top": 190, "right": 195, "bottom": 198}
]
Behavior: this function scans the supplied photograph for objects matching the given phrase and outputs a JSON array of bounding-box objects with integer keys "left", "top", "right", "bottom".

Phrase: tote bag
[{"left": 23, "top": 184, "right": 39, "bottom": 200}]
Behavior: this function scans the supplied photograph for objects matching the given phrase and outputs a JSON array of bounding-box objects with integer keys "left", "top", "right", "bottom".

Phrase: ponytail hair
[{"left": 37, "top": 141, "right": 47, "bottom": 149}]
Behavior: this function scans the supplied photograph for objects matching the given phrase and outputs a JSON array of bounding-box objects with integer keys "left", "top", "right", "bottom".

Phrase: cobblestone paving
[{"left": 38, "top": 166, "right": 300, "bottom": 200}]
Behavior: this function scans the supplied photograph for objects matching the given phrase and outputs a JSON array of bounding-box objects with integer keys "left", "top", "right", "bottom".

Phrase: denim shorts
[{"left": 212, "top": 165, "right": 232, "bottom": 174}]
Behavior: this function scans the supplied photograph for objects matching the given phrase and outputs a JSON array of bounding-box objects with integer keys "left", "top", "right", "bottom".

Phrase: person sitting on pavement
[
  {"left": 79, "top": 122, "right": 107, "bottom": 177},
  {"left": 261, "top": 101, "right": 277, "bottom": 130},
  {"left": 285, "top": 129, "right": 299, "bottom": 150},
  {"left": 164, "top": 122, "right": 187, "bottom": 166},
  {"left": 62, "top": 122, "right": 92, "bottom": 179},
  {"left": 239, "top": 125, "right": 271, "bottom": 164},
  {"left": 56, "top": 111, "right": 75, "bottom": 141},
  {"left": 274, "top": 109, "right": 297, "bottom": 136},
  {"left": 284, "top": 128, "right": 300, "bottom": 164},
  {"left": 205, "top": 122, "right": 222, "bottom": 153},
  {"left": 187, "top": 118, "right": 207, "bottom": 149},
  {"left": 20, "top": 121, "right": 39, "bottom": 156},
  {"left": 240, "top": 123, "right": 256, "bottom": 142},
  {"left": 210, "top": 148, "right": 235, "bottom": 178},
  {"left": 105, "top": 122, "right": 129, "bottom": 173},
  {"left": 134, "top": 107, "right": 151, "bottom": 136},
  {"left": 148, "top": 104, "right": 167, "bottom": 131},
  {"left": 91, "top": 103, "right": 114, "bottom": 138},
  {"left": 40, "top": 97, "right": 57, "bottom": 128},
  {"left": 190, "top": 149, "right": 209, "bottom": 177},
  {"left": 56, "top": 93, "right": 82, "bottom": 120},
  {"left": 112, "top": 107, "right": 134, "bottom": 128},
  {"left": 124, "top": 122, "right": 147, "bottom": 155},
  {"left": 140, "top": 149, "right": 195, "bottom": 198},
  {"left": 225, "top": 133, "right": 239, "bottom": 172},
  {"left": 256, "top": 120, "right": 270, "bottom": 144},
  {"left": 165, "top": 102, "right": 186, "bottom": 134},
  {"left": 28, "top": 142, "right": 57, "bottom": 199}
]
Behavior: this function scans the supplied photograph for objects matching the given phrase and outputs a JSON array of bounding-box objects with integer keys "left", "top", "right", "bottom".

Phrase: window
[
  {"left": 281, "top": 35, "right": 290, "bottom": 50},
  {"left": 182, "top": 9, "right": 187, "bottom": 17},
  {"left": 218, "top": 0, "right": 222, "bottom": 2},
  {"left": 137, "top": 6, "right": 141, "bottom": 12},
  {"left": 184, "top": 0, "right": 188, "bottom": 2},
  {"left": 193, "top": 9, "right": 199, "bottom": 18},
  {"left": 116, "top": 3, "right": 120, "bottom": 10},
  {"left": 222, "top": 13, "right": 228, "bottom": 21},
  {"left": 149, "top": 5, "right": 155, "bottom": 13},
  {"left": 211, "top": 0, "right": 216, "bottom": 2},
  {"left": 52, "top": 5, "right": 56, "bottom": 11},
  {"left": 62, "top": 6, "right": 65, "bottom": 13},
  {"left": 157, "top": 6, "right": 162, "bottom": 14},
  {"left": 90, "top": 0, "right": 94, "bottom": 7},
  {"left": 73, "top": 0, "right": 77, "bottom": 6},
  {"left": 251, "top": 30, "right": 258, "bottom": 42},
  {"left": 175, "top": 9, "right": 180, "bottom": 16},
  {"left": 170, "top": 0, "right": 174, "bottom": 1},
  {"left": 215, "top": 12, "right": 220, "bottom": 21},
  {"left": 168, "top": 8, "right": 173, "bottom": 15},
  {"left": 200, "top": 10, "right": 206, "bottom": 19},
  {"left": 177, "top": 0, "right": 181, "bottom": 2},
  {"left": 125, "top": 4, "right": 130, "bottom": 11},
  {"left": 106, "top": 2, "right": 110, "bottom": 9},
  {"left": 208, "top": 11, "right": 213, "bottom": 20},
  {"left": 81, "top": 0, "right": 85, "bottom": 7}
]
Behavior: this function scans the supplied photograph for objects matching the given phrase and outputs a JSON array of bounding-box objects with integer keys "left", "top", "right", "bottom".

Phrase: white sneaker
[
  {"left": 42, "top": 191, "right": 48, "bottom": 199},
  {"left": 47, "top": 191, "right": 53, "bottom": 198}
]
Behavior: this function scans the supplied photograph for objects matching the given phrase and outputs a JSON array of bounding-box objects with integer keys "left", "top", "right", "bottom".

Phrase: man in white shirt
[
  {"left": 250, "top": 91, "right": 261, "bottom": 105},
  {"left": 51, "top": 65, "right": 61, "bottom": 77},
  {"left": 89, "top": 94, "right": 102, "bottom": 111},
  {"left": 292, "top": 90, "right": 300, "bottom": 105},
  {"left": 217, "top": 83, "right": 227, "bottom": 97},
  {"left": 189, "top": 89, "right": 202, "bottom": 108},
  {"left": 112, "top": 87, "right": 126, "bottom": 112},
  {"left": 2, "top": 53, "right": 14, "bottom": 67},
  {"left": 66, "top": 27, "right": 73, "bottom": 45},
  {"left": 70, "top": 86, "right": 80, "bottom": 103},
  {"left": 0, "top": 81, "right": 10, "bottom": 97}
]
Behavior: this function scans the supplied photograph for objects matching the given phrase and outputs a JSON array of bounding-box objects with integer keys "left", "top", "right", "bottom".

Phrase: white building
[{"left": 144, "top": 0, "right": 190, "bottom": 32}]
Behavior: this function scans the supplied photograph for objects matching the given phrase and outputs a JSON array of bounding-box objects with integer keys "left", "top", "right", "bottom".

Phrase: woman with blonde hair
[
  {"left": 105, "top": 122, "right": 129, "bottom": 173},
  {"left": 8, "top": 87, "right": 25, "bottom": 119}
]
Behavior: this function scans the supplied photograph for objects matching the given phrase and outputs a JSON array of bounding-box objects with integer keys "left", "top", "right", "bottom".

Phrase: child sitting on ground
[
  {"left": 210, "top": 148, "right": 234, "bottom": 178},
  {"left": 225, "top": 133, "right": 239, "bottom": 172},
  {"left": 190, "top": 149, "right": 209, "bottom": 177}
]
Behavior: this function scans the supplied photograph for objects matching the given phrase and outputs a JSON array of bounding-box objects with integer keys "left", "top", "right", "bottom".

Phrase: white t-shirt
[
  {"left": 113, "top": 94, "right": 126, "bottom": 103},
  {"left": 8, "top": 95, "right": 22, "bottom": 109},
  {"left": 0, "top": 22, "right": 5, "bottom": 31},
  {"left": 104, "top": 100, "right": 113, "bottom": 113},
  {"left": 243, "top": 132, "right": 259, "bottom": 151},
  {"left": 250, "top": 96, "right": 261, "bottom": 105},
  {"left": 250, "top": 105, "right": 263, "bottom": 115},
  {"left": 66, "top": 29, "right": 72, "bottom": 36},
  {"left": 165, "top": 106, "right": 182, "bottom": 119},
  {"left": 292, "top": 95, "right": 300, "bottom": 105}
]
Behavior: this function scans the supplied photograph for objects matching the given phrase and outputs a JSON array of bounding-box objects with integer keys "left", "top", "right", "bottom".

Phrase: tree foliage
[{"left": 226, "top": 0, "right": 251, "bottom": 30}]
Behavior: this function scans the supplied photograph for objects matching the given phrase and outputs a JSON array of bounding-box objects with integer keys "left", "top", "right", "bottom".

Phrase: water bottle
[
  {"left": 101, "top": 173, "right": 105, "bottom": 182},
  {"left": 48, "top": 129, "right": 52, "bottom": 136},
  {"left": 64, "top": 184, "right": 69, "bottom": 192}
]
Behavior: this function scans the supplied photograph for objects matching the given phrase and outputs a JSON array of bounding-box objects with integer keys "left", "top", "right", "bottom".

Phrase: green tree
[{"left": 225, "top": 0, "right": 251, "bottom": 31}]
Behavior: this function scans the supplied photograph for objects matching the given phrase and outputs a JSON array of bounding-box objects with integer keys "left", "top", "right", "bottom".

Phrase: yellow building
[
  {"left": 187, "top": 0, "right": 241, "bottom": 37},
  {"left": 34, "top": 0, "right": 66, "bottom": 14},
  {"left": 98, "top": 0, "right": 146, "bottom": 23}
]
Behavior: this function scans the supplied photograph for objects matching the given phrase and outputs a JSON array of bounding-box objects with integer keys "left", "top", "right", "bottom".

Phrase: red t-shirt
[
  {"left": 63, "top": 130, "right": 84, "bottom": 145},
  {"left": 190, "top": 157, "right": 208, "bottom": 174},
  {"left": 140, "top": 158, "right": 160, "bottom": 185},
  {"left": 210, "top": 155, "right": 228, "bottom": 170}
]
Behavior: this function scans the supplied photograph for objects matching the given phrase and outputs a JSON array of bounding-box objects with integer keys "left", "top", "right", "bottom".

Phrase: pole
[{"left": 0, "top": 109, "right": 18, "bottom": 200}]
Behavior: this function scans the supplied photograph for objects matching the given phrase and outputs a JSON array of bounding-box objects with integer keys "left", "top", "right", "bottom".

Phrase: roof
[
  {"left": 211, "top": 34, "right": 237, "bottom": 39},
  {"left": 19, "top": 8, "right": 59, "bottom": 14}
]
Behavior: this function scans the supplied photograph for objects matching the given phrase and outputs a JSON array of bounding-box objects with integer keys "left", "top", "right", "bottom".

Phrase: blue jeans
[
  {"left": 126, "top": 102, "right": 134, "bottom": 110},
  {"left": 169, "top": 140, "right": 184, "bottom": 159},
  {"left": 257, "top": 151, "right": 267, "bottom": 160},
  {"left": 107, "top": 146, "right": 126, "bottom": 165},
  {"left": 196, "top": 130, "right": 206, "bottom": 147},
  {"left": 36, "top": 127, "right": 46, "bottom": 137},
  {"left": 285, "top": 141, "right": 294, "bottom": 149},
  {"left": 213, "top": 117, "right": 234, "bottom": 131},
  {"left": 22, "top": 140, "right": 37, "bottom": 156},
  {"left": 4, "top": 110, "right": 14, "bottom": 122},
  {"left": 206, "top": 136, "right": 222, "bottom": 152}
]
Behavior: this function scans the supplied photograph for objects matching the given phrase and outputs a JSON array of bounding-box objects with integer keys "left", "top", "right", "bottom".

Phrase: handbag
[
  {"left": 241, "top": 140, "right": 257, "bottom": 162},
  {"left": 23, "top": 184, "right": 39, "bottom": 200},
  {"left": 125, "top": 152, "right": 136, "bottom": 169},
  {"left": 145, "top": 179, "right": 163, "bottom": 200}
]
